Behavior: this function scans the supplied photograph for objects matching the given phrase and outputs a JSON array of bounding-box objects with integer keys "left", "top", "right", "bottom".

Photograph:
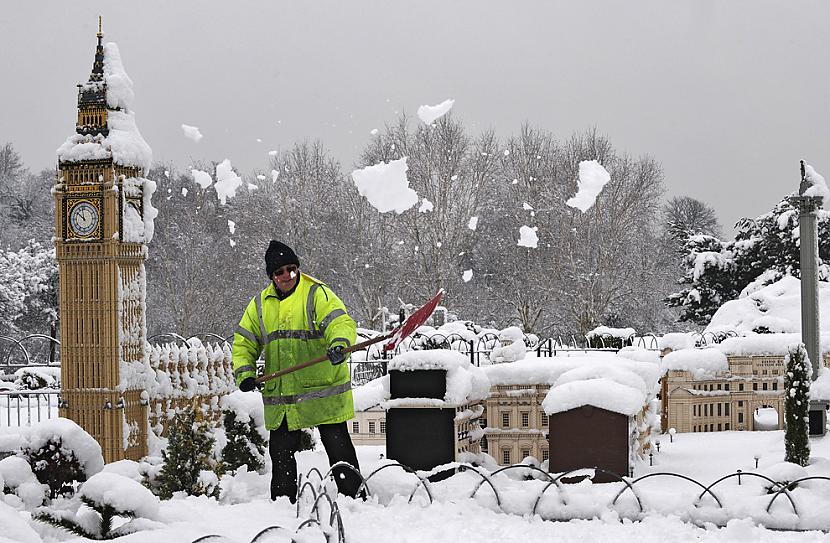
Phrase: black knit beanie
[{"left": 265, "top": 240, "right": 300, "bottom": 277}]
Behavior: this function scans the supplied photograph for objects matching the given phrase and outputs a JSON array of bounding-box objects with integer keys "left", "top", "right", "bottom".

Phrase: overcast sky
[{"left": 2, "top": 1, "right": 828, "bottom": 233}]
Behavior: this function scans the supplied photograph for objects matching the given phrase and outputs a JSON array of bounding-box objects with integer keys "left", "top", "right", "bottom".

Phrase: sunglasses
[{"left": 273, "top": 265, "right": 298, "bottom": 278}]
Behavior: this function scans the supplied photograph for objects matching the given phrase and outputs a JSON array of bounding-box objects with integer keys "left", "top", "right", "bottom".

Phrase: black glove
[
  {"left": 327, "top": 345, "right": 347, "bottom": 365},
  {"left": 239, "top": 377, "right": 257, "bottom": 392}
]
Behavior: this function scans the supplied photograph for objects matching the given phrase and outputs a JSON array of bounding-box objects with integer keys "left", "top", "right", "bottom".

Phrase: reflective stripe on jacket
[{"left": 231, "top": 273, "right": 356, "bottom": 431}]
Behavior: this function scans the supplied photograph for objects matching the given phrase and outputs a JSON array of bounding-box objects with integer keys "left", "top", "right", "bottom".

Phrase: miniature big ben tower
[{"left": 54, "top": 20, "right": 156, "bottom": 462}]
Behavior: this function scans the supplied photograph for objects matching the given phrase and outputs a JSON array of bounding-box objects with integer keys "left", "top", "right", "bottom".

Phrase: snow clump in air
[
  {"left": 518, "top": 225, "right": 538, "bottom": 248},
  {"left": 468, "top": 216, "right": 478, "bottom": 230},
  {"left": 191, "top": 169, "right": 212, "bottom": 189},
  {"left": 351, "top": 157, "right": 419, "bottom": 214},
  {"left": 419, "top": 198, "right": 434, "bottom": 213},
  {"left": 181, "top": 124, "right": 203, "bottom": 142},
  {"left": 566, "top": 160, "right": 611, "bottom": 212},
  {"left": 462, "top": 269, "right": 473, "bottom": 282},
  {"left": 417, "top": 99, "right": 455, "bottom": 125},
  {"left": 214, "top": 159, "right": 243, "bottom": 205}
]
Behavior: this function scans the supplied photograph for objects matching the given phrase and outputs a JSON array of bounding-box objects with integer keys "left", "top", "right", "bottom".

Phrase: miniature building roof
[
  {"left": 541, "top": 364, "right": 650, "bottom": 417},
  {"left": 660, "top": 348, "right": 728, "bottom": 379}
]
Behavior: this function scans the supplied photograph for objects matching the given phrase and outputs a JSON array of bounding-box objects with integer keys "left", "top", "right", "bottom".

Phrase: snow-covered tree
[
  {"left": 784, "top": 344, "right": 811, "bottom": 466},
  {"left": 667, "top": 197, "right": 830, "bottom": 325},
  {"left": 154, "top": 407, "right": 222, "bottom": 499},
  {"left": 0, "top": 239, "right": 58, "bottom": 340},
  {"left": 219, "top": 409, "right": 266, "bottom": 474}
]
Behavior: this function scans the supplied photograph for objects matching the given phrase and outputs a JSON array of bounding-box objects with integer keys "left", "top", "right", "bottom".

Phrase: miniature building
[
  {"left": 663, "top": 352, "right": 830, "bottom": 433},
  {"left": 54, "top": 22, "right": 153, "bottom": 462},
  {"left": 481, "top": 384, "right": 550, "bottom": 465},
  {"left": 349, "top": 405, "right": 387, "bottom": 446},
  {"left": 549, "top": 406, "right": 629, "bottom": 482}
]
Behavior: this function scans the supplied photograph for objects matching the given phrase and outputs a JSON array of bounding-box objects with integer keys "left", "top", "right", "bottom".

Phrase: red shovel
[{"left": 255, "top": 289, "right": 444, "bottom": 385}]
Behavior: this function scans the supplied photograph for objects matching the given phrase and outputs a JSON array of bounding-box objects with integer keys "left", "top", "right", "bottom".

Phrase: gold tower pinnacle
[{"left": 97, "top": 16, "right": 103, "bottom": 38}]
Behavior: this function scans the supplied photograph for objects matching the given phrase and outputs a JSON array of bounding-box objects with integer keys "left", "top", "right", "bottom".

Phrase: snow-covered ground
[{"left": 5, "top": 430, "right": 830, "bottom": 542}]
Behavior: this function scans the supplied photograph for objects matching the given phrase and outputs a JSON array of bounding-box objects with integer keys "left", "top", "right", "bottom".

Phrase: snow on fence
[{"left": 145, "top": 340, "right": 235, "bottom": 437}]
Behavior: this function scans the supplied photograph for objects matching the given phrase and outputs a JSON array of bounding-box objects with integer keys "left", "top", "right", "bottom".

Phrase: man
[{"left": 232, "top": 240, "right": 362, "bottom": 501}]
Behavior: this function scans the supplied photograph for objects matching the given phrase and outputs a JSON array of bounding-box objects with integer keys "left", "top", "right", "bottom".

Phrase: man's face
[{"left": 272, "top": 264, "right": 299, "bottom": 293}]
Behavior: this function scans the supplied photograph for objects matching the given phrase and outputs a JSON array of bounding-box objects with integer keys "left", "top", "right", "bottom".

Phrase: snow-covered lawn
[{"left": 6, "top": 431, "right": 830, "bottom": 542}]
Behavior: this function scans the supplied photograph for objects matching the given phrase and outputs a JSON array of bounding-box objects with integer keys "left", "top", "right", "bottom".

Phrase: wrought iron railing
[{"left": 0, "top": 390, "right": 61, "bottom": 427}]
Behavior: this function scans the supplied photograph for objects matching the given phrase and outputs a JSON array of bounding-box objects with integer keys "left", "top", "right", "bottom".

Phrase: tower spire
[{"left": 97, "top": 16, "right": 103, "bottom": 44}]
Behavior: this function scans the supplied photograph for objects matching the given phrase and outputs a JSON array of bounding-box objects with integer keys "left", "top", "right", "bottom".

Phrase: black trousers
[{"left": 269, "top": 418, "right": 362, "bottom": 501}]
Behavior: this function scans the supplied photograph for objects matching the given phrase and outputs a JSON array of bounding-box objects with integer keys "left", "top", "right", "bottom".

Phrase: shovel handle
[{"left": 254, "top": 332, "right": 392, "bottom": 385}]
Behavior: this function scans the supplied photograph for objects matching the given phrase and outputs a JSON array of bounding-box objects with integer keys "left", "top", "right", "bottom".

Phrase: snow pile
[
  {"left": 658, "top": 332, "right": 696, "bottom": 352},
  {"left": 566, "top": 160, "right": 611, "bottom": 212},
  {"left": 351, "top": 157, "right": 418, "bottom": 214},
  {"left": 120, "top": 177, "right": 158, "bottom": 243},
  {"left": 617, "top": 346, "right": 661, "bottom": 365},
  {"left": 220, "top": 390, "right": 267, "bottom": 440},
  {"left": 352, "top": 374, "right": 390, "bottom": 411},
  {"left": 714, "top": 333, "right": 830, "bottom": 357},
  {"left": 0, "top": 501, "right": 40, "bottom": 542},
  {"left": 417, "top": 99, "right": 454, "bottom": 125},
  {"left": 214, "top": 159, "right": 243, "bottom": 205},
  {"left": 542, "top": 364, "right": 649, "bottom": 417},
  {"left": 56, "top": 43, "right": 152, "bottom": 172},
  {"left": 660, "top": 348, "right": 728, "bottom": 379},
  {"left": 488, "top": 326, "right": 527, "bottom": 363},
  {"left": 803, "top": 163, "right": 829, "bottom": 208},
  {"left": 706, "top": 276, "right": 830, "bottom": 336},
  {"left": 753, "top": 407, "right": 779, "bottom": 431},
  {"left": 21, "top": 418, "right": 104, "bottom": 478},
  {"left": 0, "top": 456, "right": 47, "bottom": 509},
  {"left": 181, "top": 124, "right": 203, "bottom": 142},
  {"left": 13, "top": 366, "right": 60, "bottom": 390},
  {"left": 517, "top": 225, "right": 538, "bottom": 248},
  {"left": 811, "top": 367, "right": 830, "bottom": 401},
  {"left": 386, "top": 350, "right": 490, "bottom": 406},
  {"left": 485, "top": 352, "right": 661, "bottom": 392},
  {"left": 80, "top": 471, "right": 160, "bottom": 519}
]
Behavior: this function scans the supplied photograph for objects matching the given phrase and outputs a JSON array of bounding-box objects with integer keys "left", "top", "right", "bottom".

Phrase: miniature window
[
  {"left": 542, "top": 449, "right": 549, "bottom": 461},
  {"left": 521, "top": 449, "right": 530, "bottom": 459},
  {"left": 738, "top": 412, "right": 744, "bottom": 423},
  {"left": 352, "top": 421, "right": 359, "bottom": 433},
  {"left": 725, "top": 403, "right": 730, "bottom": 416},
  {"left": 521, "top": 412, "right": 529, "bottom": 427},
  {"left": 368, "top": 421, "right": 376, "bottom": 434},
  {"left": 541, "top": 412, "right": 548, "bottom": 427},
  {"left": 379, "top": 420, "right": 386, "bottom": 433},
  {"left": 502, "top": 412, "right": 510, "bottom": 428},
  {"left": 502, "top": 449, "right": 511, "bottom": 465}
]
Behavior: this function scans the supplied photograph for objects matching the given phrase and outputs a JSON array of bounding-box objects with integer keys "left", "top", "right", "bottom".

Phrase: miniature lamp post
[
  {"left": 655, "top": 440, "right": 661, "bottom": 453},
  {"left": 791, "top": 160, "right": 828, "bottom": 436},
  {"left": 754, "top": 453, "right": 760, "bottom": 469},
  {"left": 668, "top": 427, "right": 676, "bottom": 443}
]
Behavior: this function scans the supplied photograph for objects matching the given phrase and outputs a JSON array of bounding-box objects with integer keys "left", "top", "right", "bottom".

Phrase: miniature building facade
[
  {"left": 54, "top": 25, "right": 150, "bottom": 462},
  {"left": 663, "top": 354, "right": 830, "bottom": 433},
  {"left": 483, "top": 384, "right": 550, "bottom": 465}
]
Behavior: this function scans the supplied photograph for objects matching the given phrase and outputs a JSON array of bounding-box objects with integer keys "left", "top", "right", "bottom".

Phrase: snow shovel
[{"left": 255, "top": 289, "right": 444, "bottom": 385}]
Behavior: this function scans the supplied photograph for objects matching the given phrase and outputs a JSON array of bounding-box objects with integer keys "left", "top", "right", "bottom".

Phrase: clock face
[{"left": 69, "top": 200, "right": 100, "bottom": 237}]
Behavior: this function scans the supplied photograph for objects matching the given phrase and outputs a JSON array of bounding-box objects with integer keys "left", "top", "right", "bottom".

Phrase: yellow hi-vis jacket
[{"left": 232, "top": 273, "right": 356, "bottom": 431}]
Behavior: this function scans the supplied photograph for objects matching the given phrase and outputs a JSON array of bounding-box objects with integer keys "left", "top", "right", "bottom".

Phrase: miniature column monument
[
  {"left": 54, "top": 21, "right": 155, "bottom": 461},
  {"left": 792, "top": 160, "right": 827, "bottom": 436}
]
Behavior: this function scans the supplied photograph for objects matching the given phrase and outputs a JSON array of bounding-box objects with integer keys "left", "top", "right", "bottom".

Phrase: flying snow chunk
[
  {"left": 370, "top": 128, "right": 379, "bottom": 135},
  {"left": 419, "top": 198, "right": 434, "bottom": 213},
  {"left": 271, "top": 169, "right": 280, "bottom": 182},
  {"left": 181, "top": 124, "right": 203, "bottom": 142},
  {"left": 417, "top": 99, "right": 454, "bottom": 125},
  {"left": 247, "top": 183, "right": 259, "bottom": 191},
  {"left": 227, "top": 220, "right": 236, "bottom": 235},
  {"left": 523, "top": 202, "right": 534, "bottom": 211},
  {"left": 191, "top": 169, "right": 212, "bottom": 189},
  {"left": 518, "top": 225, "right": 539, "bottom": 248},
  {"left": 351, "top": 157, "right": 418, "bottom": 214},
  {"left": 214, "top": 159, "right": 243, "bottom": 205},
  {"left": 468, "top": 216, "right": 479, "bottom": 231},
  {"left": 462, "top": 269, "right": 473, "bottom": 283},
  {"left": 256, "top": 174, "right": 266, "bottom": 181},
  {"left": 181, "top": 187, "right": 188, "bottom": 197},
  {"left": 566, "top": 160, "right": 611, "bottom": 212},
  {"left": 229, "top": 239, "right": 236, "bottom": 247},
  {"left": 268, "top": 150, "right": 278, "bottom": 156}
]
